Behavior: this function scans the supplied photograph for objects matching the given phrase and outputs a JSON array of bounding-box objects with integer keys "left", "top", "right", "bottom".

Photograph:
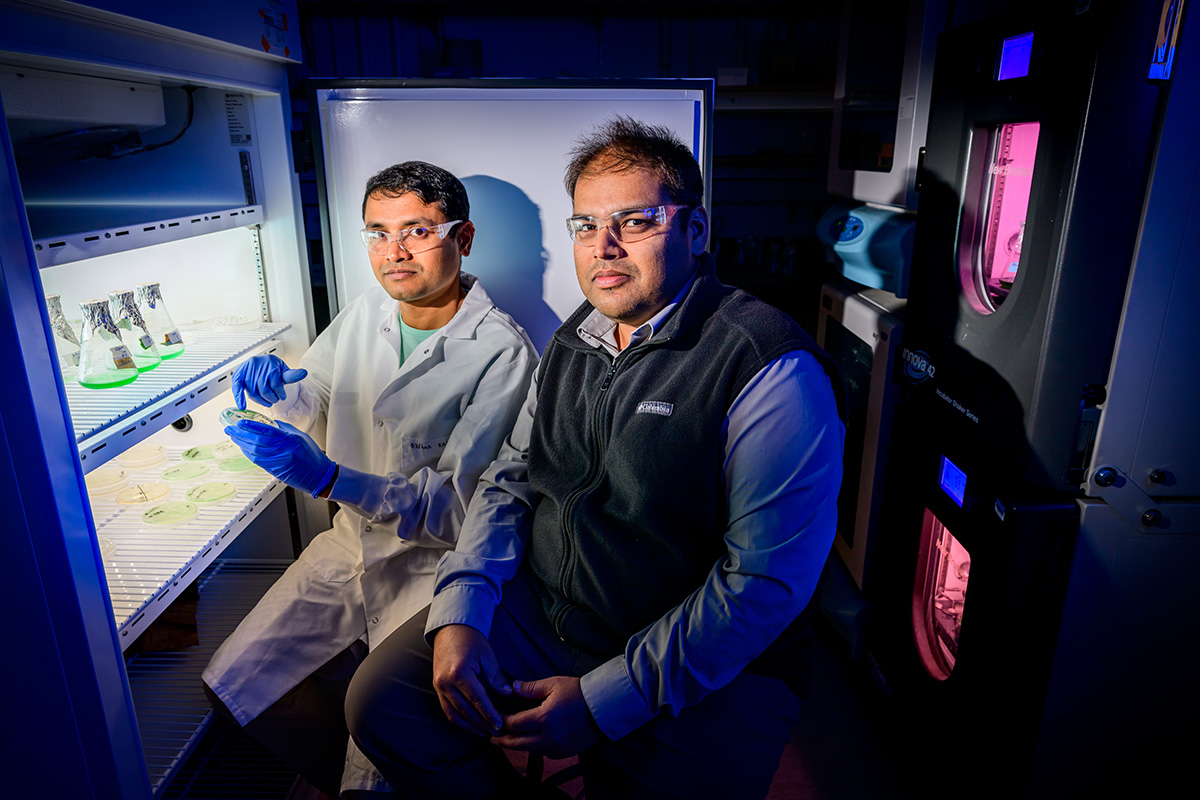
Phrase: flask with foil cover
[
  {"left": 78, "top": 299, "right": 139, "bottom": 389},
  {"left": 45, "top": 293, "right": 82, "bottom": 381},
  {"left": 109, "top": 289, "right": 162, "bottom": 371},
  {"left": 135, "top": 282, "right": 185, "bottom": 358}
]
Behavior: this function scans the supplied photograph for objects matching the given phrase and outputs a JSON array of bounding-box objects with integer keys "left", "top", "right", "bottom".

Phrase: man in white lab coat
[{"left": 202, "top": 161, "right": 539, "bottom": 797}]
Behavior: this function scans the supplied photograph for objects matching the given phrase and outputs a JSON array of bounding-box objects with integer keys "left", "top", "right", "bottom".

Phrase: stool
[{"left": 524, "top": 752, "right": 584, "bottom": 798}]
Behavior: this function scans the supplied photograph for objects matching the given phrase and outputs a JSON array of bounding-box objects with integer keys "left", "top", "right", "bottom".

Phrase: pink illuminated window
[
  {"left": 912, "top": 509, "right": 971, "bottom": 680},
  {"left": 959, "top": 121, "right": 1040, "bottom": 313}
]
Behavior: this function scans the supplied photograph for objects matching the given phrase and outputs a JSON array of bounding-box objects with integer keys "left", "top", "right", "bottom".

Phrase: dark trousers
[{"left": 345, "top": 568, "right": 801, "bottom": 800}]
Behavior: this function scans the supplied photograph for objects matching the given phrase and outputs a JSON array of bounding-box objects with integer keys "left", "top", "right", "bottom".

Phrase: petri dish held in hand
[{"left": 220, "top": 407, "right": 277, "bottom": 428}]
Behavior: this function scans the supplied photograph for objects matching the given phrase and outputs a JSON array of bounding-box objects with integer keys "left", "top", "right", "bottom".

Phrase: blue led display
[
  {"left": 997, "top": 32, "right": 1034, "bottom": 81},
  {"left": 940, "top": 455, "right": 968, "bottom": 507}
]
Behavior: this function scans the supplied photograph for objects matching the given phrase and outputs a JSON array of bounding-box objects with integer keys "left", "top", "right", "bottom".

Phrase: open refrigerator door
[{"left": 0, "top": 1, "right": 317, "bottom": 797}]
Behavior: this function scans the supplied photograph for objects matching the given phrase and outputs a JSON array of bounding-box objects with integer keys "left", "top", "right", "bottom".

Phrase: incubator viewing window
[
  {"left": 959, "top": 121, "right": 1040, "bottom": 314},
  {"left": 912, "top": 509, "right": 970, "bottom": 681}
]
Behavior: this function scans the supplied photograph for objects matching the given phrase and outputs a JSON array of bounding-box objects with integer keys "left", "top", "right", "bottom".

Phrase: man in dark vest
[{"left": 344, "top": 116, "right": 845, "bottom": 800}]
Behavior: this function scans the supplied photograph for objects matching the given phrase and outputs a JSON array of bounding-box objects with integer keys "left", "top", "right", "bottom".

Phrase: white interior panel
[
  {"left": 39, "top": 226, "right": 267, "bottom": 327},
  {"left": 317, "top": 86, "right": 708, "bottom": 350}
]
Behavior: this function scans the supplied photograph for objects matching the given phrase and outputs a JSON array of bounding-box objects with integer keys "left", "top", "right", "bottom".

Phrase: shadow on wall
[{"left": 461, "top": 175, "right": 562, "bottom": 352}]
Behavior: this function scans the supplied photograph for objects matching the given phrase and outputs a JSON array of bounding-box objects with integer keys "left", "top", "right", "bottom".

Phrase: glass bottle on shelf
[
  {"left": 78, "top": 299, "right": 139, "bottom": 389},
  {"left": 108, "top": 289, "right": 162, "bottom": 372},
  {"left": 45, "top": 293, "right": 82, "bottom": 382},
  {"left": 135, "top": 282, "right": 185, "bottom": 359}
]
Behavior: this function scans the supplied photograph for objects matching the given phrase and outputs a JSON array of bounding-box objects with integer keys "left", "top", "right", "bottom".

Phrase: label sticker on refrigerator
[
  {"left": 259, "top": 0, "right": 291, "bottom": 58},
  {"left": 110, "top": 345, "right": 134, "bottom": 369},
  {"left": 226, "top": 94, "right": 253, "bottom": 145}
]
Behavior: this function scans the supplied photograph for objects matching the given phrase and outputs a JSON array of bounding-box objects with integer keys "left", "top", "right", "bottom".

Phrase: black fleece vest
[{"left": 526, "top": 261, "right": 842, "bottom": 662}]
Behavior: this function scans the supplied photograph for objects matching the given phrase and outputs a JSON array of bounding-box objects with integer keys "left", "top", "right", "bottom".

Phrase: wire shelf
[
  {"left": 68, "top": 323, "right": 290, "bottom": 472},
  {"left": 125, "top": 559, "right": 290, "bottom": 797},
  {"left": 89, "top": 444, "right": 285, "bottom": 647}
]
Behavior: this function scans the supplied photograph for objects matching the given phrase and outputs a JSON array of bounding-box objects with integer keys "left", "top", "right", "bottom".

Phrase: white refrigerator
[
  {"left": 1, "top": 1, "right": 314, "bottom": 797},
  {"left": 0, "top": 3, "right": 715, "bottom": 797}
]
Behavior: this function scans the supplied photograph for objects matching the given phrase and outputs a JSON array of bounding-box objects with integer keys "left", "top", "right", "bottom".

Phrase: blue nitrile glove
[
  {"left": 232, "top": 354, "right": 308, "bottom": 409},
  {"left": 224, "top": 419, "right": 337, "bottom": 498}
]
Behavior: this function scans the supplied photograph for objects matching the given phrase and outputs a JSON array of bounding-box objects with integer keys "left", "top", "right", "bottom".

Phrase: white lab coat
[{"left": 202, "top": 274, "right": 538, "bottom": 793}]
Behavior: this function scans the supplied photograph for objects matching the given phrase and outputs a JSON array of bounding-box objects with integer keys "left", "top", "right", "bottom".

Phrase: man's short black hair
[
  {"left": 564, "top": 116, "right": 704, "bottom": 208},
  {"left": 361, "top": 161, "right": 470, "bottom": 223}
]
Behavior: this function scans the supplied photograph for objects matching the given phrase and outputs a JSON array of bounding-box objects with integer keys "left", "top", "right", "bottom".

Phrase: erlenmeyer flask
[
  {"left": 135, "top": 282, "right": 185, "bottom": 359},
  {"left": 78, "top": 299, "right": 139, "bottom": 389},
  {"left": 108, "top": 289, "right": 162, "bottom": 372},
  {"left": 45, "top": 293, "right": 82, "bottom": 382}
]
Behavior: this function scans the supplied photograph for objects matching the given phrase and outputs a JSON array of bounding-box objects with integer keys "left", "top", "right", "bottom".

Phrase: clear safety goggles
[
  {"left": 360, "top": 220, "right": 463, "bottom": 254},
  {"left": 566, "top": 204, "right": 690, "bottom": 245}
]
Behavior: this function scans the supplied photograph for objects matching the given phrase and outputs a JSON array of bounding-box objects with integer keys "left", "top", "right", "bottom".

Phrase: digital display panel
[
  {"left": 939, "top": 455, "right": 968, "bottom": 507},
  {"left": 997, "top": 32, "right": 1034, "bottom": 80}
]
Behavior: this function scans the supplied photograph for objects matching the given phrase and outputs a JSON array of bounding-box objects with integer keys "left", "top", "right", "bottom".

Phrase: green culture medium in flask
[
  {"left": 78, "top": 299, "right": 139, "bottom": 389},
  {"left": 109, "top": 289, "right": 162, "bottom": 372},
  {"left": 135, "top": 282, "right": 185, "bottom": 359},
  {"left": 45, "top": 293, "right": 82, "bottom": 382}
]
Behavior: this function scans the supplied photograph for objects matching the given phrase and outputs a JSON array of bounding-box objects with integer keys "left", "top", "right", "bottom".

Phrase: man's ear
[
  {"left": 456, "top": 221, "right": 476, "bottom": 258},
  {"left": 688, "top": 206, "right": 709, "bottom": 257}
]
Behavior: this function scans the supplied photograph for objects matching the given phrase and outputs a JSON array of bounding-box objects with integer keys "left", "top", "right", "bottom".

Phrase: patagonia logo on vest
[{"left": 635, "top": 400, "right": 674, "bottom": 417}]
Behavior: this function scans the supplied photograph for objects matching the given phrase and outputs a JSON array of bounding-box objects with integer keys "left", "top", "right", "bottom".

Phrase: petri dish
[
  {"left": 142, "top": 501, "right": 198, "bottom": 526},
  {"left": 161, "top": 462, "right": 211, "bottom": 482},
  {"left": 181, "top": 444, "right": 218, "bottom": 461},
  {"left": 115, "top": 442, "right": 168, "bottom": 468},
  {"left": 212, "top": 441, "right": 243, "bottom": 460},
  {"left": 213, "top": 314, "right": 261, "bottom": 331},
  {"left": 176, "top": 314, "right": 212, "bottom": 331},
  {"left": 86, "top": 467, "right": 128, "bottom": 494},
  {"left": 217, "top": 455, "right": 259, "bottom": 473},
  {"left": 116, "top": 482, "right": 172, "bottom": 506},
  {"left": 220, "top": 407, "right": 277, "bottom": 428},
  {"left": 98, "top": 537, "right": 117, "bottom": 559},
  {"left": 186, "top": 481, "right": 238, "bottom": 503}
]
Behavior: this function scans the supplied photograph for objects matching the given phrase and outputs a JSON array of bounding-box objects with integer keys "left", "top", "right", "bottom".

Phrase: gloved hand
[
  {"left": 232, "top": 354, "right": 308, "bottom": 409},
  {"left": 224, "top": 419, "right": 337, "bottom": 498}
]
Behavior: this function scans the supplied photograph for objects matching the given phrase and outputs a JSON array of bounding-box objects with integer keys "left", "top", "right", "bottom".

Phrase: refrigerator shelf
[
  {"left": 125, "top": 559, "right": 289, "bottom": 797},
  {"left": 88, "top": 444, "right": 285, "bottom": 650},
  {"left": 29, "top": 204, "right": 263, "bottom": 269},
  {"left": 70, "top": 323, "right": 291, "bottom": 473}
]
